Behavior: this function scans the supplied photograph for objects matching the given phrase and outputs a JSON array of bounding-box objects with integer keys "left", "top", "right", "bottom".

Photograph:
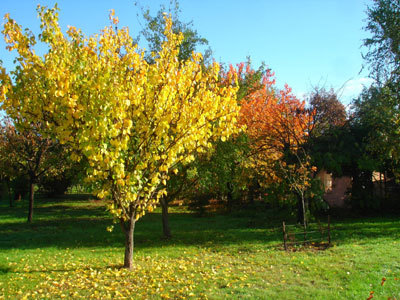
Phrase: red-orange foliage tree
[{"left": 238, "top": 63, "right": 315, "bottom": 225}]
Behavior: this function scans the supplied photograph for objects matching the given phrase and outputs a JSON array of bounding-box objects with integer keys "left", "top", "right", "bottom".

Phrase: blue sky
[{"left": 0, "top": 0, "right": 374, "bottom": 104}]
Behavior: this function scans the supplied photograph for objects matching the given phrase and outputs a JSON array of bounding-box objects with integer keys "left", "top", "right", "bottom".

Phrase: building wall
[{"left": 317, "top": 170, "right": 352, "bottom": 208}]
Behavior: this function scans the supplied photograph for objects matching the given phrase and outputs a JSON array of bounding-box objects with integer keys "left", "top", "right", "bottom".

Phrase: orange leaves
[
  {"left": 239, "top": 69, "right": 311, "bottom": 156},
  {"left": 367, "top": 291, "right": 374, "bottom": 300},
  {"left": 365, "top": 276, "right": 399, "bottom": 300},
  {"left": 381, "top": 277, "right": 386, "bottom": 286},
  {"left": 109, "top": 9, "right": 119, "bottom": 25},
  {"left": 236, "top": 62, "right": 314, "bottom": 185}
]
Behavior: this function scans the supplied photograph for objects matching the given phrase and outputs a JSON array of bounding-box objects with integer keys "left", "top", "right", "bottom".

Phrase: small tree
[
  {"left": 0, "top": 125, "right": 16, "bottom": 207},
  {"left": 0, "top": 6, "right": 240, "bottom": 268},
  {"left": 0, "top": 120, "right": 65, "bottom": 221},
  {"left": 239, "top": 65, "right": 316, "bottom": 225}
]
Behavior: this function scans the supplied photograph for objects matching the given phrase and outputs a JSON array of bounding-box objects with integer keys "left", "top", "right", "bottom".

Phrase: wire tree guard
[{"left": 282, "top": 216, "right": 331, "bottom": 250}]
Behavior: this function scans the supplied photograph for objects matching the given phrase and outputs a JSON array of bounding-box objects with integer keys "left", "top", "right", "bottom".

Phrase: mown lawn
[{"left": 0, "top": 195, "right": 399, "bottom": 299}]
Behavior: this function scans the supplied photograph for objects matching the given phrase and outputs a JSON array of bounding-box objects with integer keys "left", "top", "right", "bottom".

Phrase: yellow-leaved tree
[{"left": 0, "top": 5, "right": 240, "bottom": 268}]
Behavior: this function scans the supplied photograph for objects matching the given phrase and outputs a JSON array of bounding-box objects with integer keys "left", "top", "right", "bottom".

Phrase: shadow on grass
[
  {"left": 1, "top": 196, "right": 399, "bottom": 251},
  {"left": 0, "top": 266, "right": 12, "bottom": 274},
  {"left": 330, "top": 217, "right": 400, "bottom": 245}
]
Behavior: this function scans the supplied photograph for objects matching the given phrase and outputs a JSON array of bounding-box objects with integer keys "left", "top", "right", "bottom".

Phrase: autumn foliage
[
  {"left": 237, "top": 62, "right": 314, "bottom": 184},
  {"left": 0, "top": 120, "right": 66, "bottom": 222},
  {"left": 0, "top": 6, "right": 240, "bottom": 268}
]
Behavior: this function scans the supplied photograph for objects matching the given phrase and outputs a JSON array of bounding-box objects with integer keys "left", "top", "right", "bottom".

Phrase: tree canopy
[
  {"left": 363, "top": 0, "right": 400, "bottom": 85},
  {"left": 0, "top": 5, "right": 240, "bottom": 268}
]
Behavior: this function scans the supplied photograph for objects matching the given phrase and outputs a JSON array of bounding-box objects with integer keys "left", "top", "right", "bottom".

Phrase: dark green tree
[
  {"left": 353, "top": 84, "right": 400, "bottom": 170},
  {"left": 363, "top": 0, "right": 400, "bottom": 85},
  {"left": 308, "top": 0, "right": 400, "bottom": 211},
  {"left": 310, "top": 112, "right": 382, "bottom": 210},
  {"left": 359, "top": 0, "right": 400, "bottom": 181},
  {"left": 39, "top": 157, "right": 85, "bottom": 197},
  {"left": 135, "top": 0, "right": 211, "bottom": 64}
]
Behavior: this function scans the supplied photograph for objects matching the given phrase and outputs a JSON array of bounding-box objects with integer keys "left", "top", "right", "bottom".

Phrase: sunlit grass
[{"left": 0, "top": 196, "right": 399, "bottom": 299}]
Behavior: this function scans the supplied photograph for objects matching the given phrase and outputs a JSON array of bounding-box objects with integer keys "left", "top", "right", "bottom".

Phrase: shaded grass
[{"left": 0, "top": 196, "right": 399, "bottom": 299}]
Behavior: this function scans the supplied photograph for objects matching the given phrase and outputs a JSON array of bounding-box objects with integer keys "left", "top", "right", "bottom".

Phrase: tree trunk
[
  {"left": 296, "top": 193, "right": 304, "bottom": 224},
  {"left": 226, "top": 182, "right": 234, "bottom": 211},
  {"left": 7, "top": 180, "right": 13, "bottom": 208},
  {"left": 296, "top": 192, "right": 307, "bottom": 229},
  {"left": 15, "top": 193, "right": 21, "bottom": 202},
  {"left": 27, "top": 181, "right": 35, "bottom": 223},
  {"left": 120, "top": 211, "right": 136, "bottom": 270},
  {"left": 382, "top": 171, "right": 387, "bottom": 202},
  {"left": 248, "top": 182, "right": 256, "bottom": 204},
  {"left": 160, "top": 197, "right": 172, "bottom": 239},
  {"left": 301, "top": 194, "right": 307, "bottom": 231}
]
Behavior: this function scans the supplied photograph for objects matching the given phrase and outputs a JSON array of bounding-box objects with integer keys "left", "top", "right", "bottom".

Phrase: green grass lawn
[{"left": 0, "top": 195, "right": 399, "bottom": 299}]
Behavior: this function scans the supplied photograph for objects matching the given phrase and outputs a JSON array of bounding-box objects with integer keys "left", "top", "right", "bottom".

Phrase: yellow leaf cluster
[{"left": 0, "top": 6, "right": 240, "bottom": 222}]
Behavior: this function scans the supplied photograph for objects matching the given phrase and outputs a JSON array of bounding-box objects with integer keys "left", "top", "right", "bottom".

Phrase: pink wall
[{"left": 317, "top": 171, "right": 352, "bottom": 208}]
